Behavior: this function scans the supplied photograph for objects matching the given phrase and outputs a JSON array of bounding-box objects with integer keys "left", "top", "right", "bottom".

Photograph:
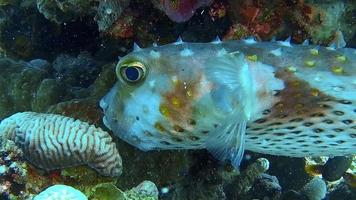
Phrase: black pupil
[{"left": 125, "top": 67, "right": 140, "bottom": 81}]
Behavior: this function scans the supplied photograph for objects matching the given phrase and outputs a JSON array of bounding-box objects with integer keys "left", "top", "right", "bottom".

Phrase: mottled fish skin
[{"left": 100, "top": 39, "right": 356, "bottom": 166}]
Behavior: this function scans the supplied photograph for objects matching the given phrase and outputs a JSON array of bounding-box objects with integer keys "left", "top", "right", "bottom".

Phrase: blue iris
[{"left": 125, "top": 67, "right": 140, "bottom": 81}]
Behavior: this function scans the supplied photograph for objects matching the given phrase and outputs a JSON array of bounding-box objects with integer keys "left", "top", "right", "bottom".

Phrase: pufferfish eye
[{"left": 119, "top": 61, "right": 146, "bottom": 84}]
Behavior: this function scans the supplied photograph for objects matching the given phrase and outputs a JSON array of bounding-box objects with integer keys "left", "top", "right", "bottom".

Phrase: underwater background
[{"left": 0, "top": 0, "right": 355, "bottom": 199}]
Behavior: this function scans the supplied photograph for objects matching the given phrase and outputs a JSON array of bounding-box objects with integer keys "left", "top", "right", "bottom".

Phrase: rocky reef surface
[{"left": 0, "top": 0, "right": 355, "bottom": 199}]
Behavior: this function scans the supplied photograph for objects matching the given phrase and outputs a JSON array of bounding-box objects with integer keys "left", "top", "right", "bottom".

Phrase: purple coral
[{"left": 156, "top": 0, "right": 212, "bottom": 22}]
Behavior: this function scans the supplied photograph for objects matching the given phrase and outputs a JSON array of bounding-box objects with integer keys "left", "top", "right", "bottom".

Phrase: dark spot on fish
[
  {"left": 273, "top": 90, "right": 281, "bottom": 96},
  {"left": 339, "top": 100, "right": 352, "bottom": 104},
  {"left": 136, "top": 116, "right": 140, "bottom": 121},
  {"left": 269, "top": 143, "right": 276, "bottom": 146},
  {"left": 266, "top": 128, "right": 274, "bottom": 131},
  {"left": 333, "top": 110, "right": 344, "bottom": 116},
  {"left": 301, "top": 149, "right": 309, "bottom": 152},
  {"left": 269, "top": 122, "right": 283, "bottom": 126},
  {"left": 273, "top": 132, "right": 285, "bottom": 136},
  {"left": 297, "top": 140, "right": 305, "bottom": 143},
  {"left": 310, "top": 135, "right": 319, "bottom": 138},
  {"left": 301, "top": 144, "right": 309, "bottom": 148},
  {"left": 250, "top": 136, "right": 259, "bottom": 140},
  {"left": 350, "top": 134, "right": 356, "bottom": 138},
  {"left": 320, "top": 104, "right": 332, "bottom": 109},
  {"left": 214, "top": 124, "right": 218, "bottom": 128},
  {"left": 285, "top": 126, "right": 296, "bottom": 130},
  {"left": 144, "top": 131, "right": 153, "bottom": 137},
  {"left": 172, "top": 137, "right": 183, "bottom": 142},
  {"left": 354, "top": 109, "right": 356, "bottom": 113},
  {"left": 160, "top": 141, "right": 171, "bottom": 145},
  {"left": 291, "top": 130, "right": 302, "bottom": 134},
  {"left": 251, "top": 127, "right": 263, "bottom": 131},
  {"left": 254, "top": 118, "right": 267, "bottom": 124},
  {"left": 277, "top": 113, "right": 288, "bottom": 118},
  {"left": 342, "top": 119, "right": 353, "bottom": 125},
  {"left": 310, "top": 112, "right": 325, "bottom": 117},
  {"left": 201, "top": 130, "right": 209, "bottom": 134},
  {"left": 262, "top": 109, "right": 271, "bottom": 115},
  {"left": 289, "top": 118, "right": 303, "bottom": 122},
  {"left": 291, "top": 147, "right": 298, "bottom": 150},
  {"left": 258, "top": 132, "right": 268, "bottom": 135},
  {"left": 314, "top": 140, "right": 323, "bottom": 144},
  {"left": 313, "top": 128, "right": 324, "bottom": 133},
  {"left": 188, "top": 119, "right": 196, "bottom": 125},
  {"left": 189, "top": 136, "right": 200, "bottom": 141},
  {"left": 352, "top": 126, "right": 356, "bottom": 129},
  {"left": 336, "top": 140, "right": 345, "bottom": 144},
  {"left": 333, "top": 128, "right": 343, "bottom": 132},
  {"left": 322, "top": 119, "right": 334, "bottom": 124},
  {"left": 303, "top": 122, "right": 314, "bottom": 127},
  {"left": 173, "top": 125, "right": 184, "bottom": 132},
  {"left": 326, "top": 134, "right": 336, "bottom": 138},
  {"left": 273, "top": 139, "right": 282, "bottom": 142},
  {"left": 275, "top": 146, "right": 282, "bottom": 149}
]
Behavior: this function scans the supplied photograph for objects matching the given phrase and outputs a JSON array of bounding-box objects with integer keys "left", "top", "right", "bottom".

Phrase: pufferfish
[{"left": 100, "top": 36, "right": 356, "bottom": 168}]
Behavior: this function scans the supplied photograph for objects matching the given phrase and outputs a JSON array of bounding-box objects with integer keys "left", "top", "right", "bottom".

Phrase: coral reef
[
  {"left": 0, "top": 139, "right": 28, "bottom": 199},
  {"left": 90, "top": 181, "right": 159, "bottom": 200},
  {"left": 0, "top": 112, "right": 122, "bottom": 177},
  {"left": 36, "top": 0, "right": 94, "bottom": 24},
  {"left": 152, "top": 0, "right": 213, "bottom": 22},
  {"left": 33, "top": 184, "right": 88, "bottom": 200},
  {"left": 53, "top": 52, "right": 100, "bottom": 88},
  {"left": 95, "top": 0, "right": 130, "bottom": 31},
  {"left": 322, "top": 156, "right": 353, "bottom": 182},
  {"left": 300, "top": 177, "right": 327, "bottom": 200}
]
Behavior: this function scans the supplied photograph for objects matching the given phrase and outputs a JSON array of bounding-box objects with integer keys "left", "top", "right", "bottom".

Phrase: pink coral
[{"left": 158, "top": 0, "right": 212, "bottom": 22}]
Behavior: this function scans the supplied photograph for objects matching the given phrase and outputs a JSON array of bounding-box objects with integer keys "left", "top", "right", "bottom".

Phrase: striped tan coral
[{"left": 0, "top": 112, "right": 122, "bottom": 177}]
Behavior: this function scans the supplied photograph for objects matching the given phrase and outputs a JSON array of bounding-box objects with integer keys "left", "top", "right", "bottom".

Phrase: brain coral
[
  {"left": 0, "top": 112, "right": 122, "bottom": 177},
  {"left": 34, "top": 184, "right": 87, "bottom": 200}
]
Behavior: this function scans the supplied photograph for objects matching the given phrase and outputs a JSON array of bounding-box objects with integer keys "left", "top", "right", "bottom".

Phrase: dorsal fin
[
  {"left": 328, "top": 30, "right": 346, "bottom": 49},
  {"left": 211, "top": 36, "right": 222, "bottom": 44},
  {"left": 133, "top": 42, "right": 142, "bottom": 51},
  {"left": 302, "top": 39, "right": 310, "bottom": 46},
  {"left": 174, "top": 36, "right": 183, "bottom": 45}
]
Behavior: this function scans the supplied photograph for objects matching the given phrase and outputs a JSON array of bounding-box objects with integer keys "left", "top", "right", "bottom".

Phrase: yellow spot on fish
[
  {"left": 291, "top": 81, "right": 300, "bottom": 87},
  {"left": 336, "top": 55, "right": 347, "bottom": 62},
  {"left": 286, "top": 66, "right": 297, "bottom": 73},
  {"left": 171, "top": 96, "right": 181, "bottom": 107},
  {"left": 310, "top": 88, "right": 320, "bottom": 97},
  {"left": 159, "top": 104, "right": 170, "bottom": 117},
  {"left": 154, "top": 122, "right": 166, "bottom": 132},
  {"left": 173, "top": 125, "right": 184, "bottom": 133},
  {"left": 295, "top": 103, "right": 304, "bottom": 110},
  {"left": 331, "top": 66, "right": 344, "bottom": 75},
  {"left": 247, "top": 54, "right": 258, "bottom": 62},
  {"left": 186, "top": 90, "right": 193, "bottom": 97},
  {"left": 305, "top": 60, "right": 316, "bottom": 67},
  {"left": 309, "top": 48, "right": 319, "bottom": 56}
]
